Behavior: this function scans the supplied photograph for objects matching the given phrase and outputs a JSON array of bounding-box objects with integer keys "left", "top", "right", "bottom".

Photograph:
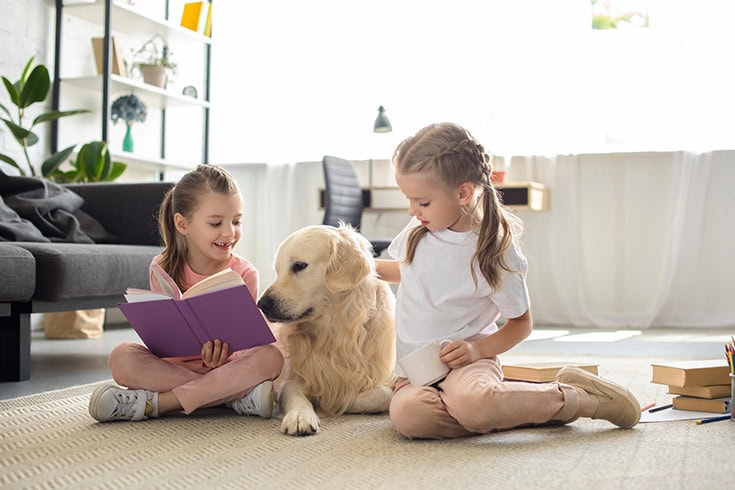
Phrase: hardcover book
[
  {"left": 651, "top": 359, "right": 730, "bottom": 388},
  {"left": 118, "top": 269, "right": 275, "bottom": 358},
  {"left": 502, "top": 362, "right": 599, "bottom": 382},
  {"left": 672, "top": 396, "right": 731, "bottom": 414},
  {"left": 667, "top": 384, "right": 731, "bottom": 399}
]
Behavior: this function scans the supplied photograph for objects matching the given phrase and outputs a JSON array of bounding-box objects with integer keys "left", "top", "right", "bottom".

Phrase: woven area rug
[{"left": 2, "top": 354, "right": 733, "bottom": 489}]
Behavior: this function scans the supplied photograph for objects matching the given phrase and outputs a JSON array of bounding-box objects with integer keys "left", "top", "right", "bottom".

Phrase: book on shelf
[
  {"left": 650, "top": 359, "right": 731, "bottom": 388},
  {"left": 181, "top": 1, "right": 210, "bottom": 35},
  {"left": 502, "top": 362, "right": 599, "bottom": 382},
  {"left": 668, "top": 384, "right": 731, "bottom": 399},
  {"left": 91, "top": 37, "right": 126, "bottom": 76},
  {"left": 118, "top": 269, "right": 275, "bottom": 358},
  {"left": 672, "top": 395, "right": 731, "bottom": 414}
]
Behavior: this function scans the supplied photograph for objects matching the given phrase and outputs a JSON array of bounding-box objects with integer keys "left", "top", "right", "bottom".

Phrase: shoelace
[
  {"left": 235, "top": 393, "right": 257, "bottom": 413},
  {"left": 111, "top": 390, "right": 144, "bottom": 419}
]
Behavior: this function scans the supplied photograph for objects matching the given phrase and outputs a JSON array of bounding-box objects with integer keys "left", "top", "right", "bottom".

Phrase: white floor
[{"left": 0, "top": 324, "right": 731, "bottom": 401}]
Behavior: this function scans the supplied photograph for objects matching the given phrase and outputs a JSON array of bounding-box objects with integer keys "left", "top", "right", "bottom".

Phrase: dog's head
[{"left": 257, "top": 224, "right": 376, "bottom": 323}]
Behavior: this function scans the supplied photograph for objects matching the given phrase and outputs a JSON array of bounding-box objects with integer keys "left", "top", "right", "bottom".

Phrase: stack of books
[{"left": 651, "top": 359, "right": 732, "bottom": 413}]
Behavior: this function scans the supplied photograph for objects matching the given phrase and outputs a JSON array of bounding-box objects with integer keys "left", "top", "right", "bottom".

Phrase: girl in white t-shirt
[
  {"left": 376, "top": 123, "right": 641, "bottom": 439},
  {"left": 88, "top": 165, "right": 283, "bottom": 423}
]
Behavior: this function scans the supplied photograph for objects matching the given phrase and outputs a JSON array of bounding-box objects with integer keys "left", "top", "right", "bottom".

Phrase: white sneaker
[
  {"left": 228, "top": 381, "right": 275, "bottom": 418},
  {"left": 89, "top": 384, "right": 155, "bottom": 422}
]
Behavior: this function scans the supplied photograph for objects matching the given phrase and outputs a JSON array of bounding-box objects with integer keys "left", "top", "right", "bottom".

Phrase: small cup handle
[{"left": 440, "top": 339, "right": 451, "bottom": 349}]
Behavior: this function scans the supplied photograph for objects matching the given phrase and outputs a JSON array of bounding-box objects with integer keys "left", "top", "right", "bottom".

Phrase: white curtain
[{"left": 512, "top": 150, "right": 735, "bottom": 328}]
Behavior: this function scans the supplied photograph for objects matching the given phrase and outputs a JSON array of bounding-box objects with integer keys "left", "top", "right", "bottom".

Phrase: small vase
[{"left": 123, "top": 123, "right": 134, "bottom": 152}]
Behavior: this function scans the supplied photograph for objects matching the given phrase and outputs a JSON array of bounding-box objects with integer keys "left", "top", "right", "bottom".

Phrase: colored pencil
[
  {"left": 695, "top": 414, "right": 731, "bottom": 425},
  {"left": 649, "top": 403, "right": 673, "bottom": 413}
]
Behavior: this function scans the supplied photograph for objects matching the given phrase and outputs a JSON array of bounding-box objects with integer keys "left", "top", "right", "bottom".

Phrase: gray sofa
[{"left": 0, "top": 182, "right": 173, "bottom": 381}]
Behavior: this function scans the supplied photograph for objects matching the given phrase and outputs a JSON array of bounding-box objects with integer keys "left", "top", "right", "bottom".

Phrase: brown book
[
  {"left": 672, "top": 396, "right": 731, "bottom": 414},
  {"left": 502, "top": 362, "right": 598, "bottom": 382},
  {"left": 91, "top": 37, "right": 127, "bottom": 77},
  {"left": 668, "top": 384, "right": 731, "bottom": 399},
  {"left": 651, "top": 359, "right": 730, "bottom": 388}
]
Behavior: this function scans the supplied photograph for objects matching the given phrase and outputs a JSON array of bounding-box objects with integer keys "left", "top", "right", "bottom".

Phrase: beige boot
[{"left": 556, "top": 366, "right": 641, "bottom": 428}]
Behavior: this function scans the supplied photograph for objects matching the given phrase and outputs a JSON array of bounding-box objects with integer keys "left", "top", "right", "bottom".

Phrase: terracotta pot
[
  {"left": 140, "top": 65, "right": 167, "bottom": 88},
  {"left": 490, "top": 170, "right": 506, "bottom": 184}
]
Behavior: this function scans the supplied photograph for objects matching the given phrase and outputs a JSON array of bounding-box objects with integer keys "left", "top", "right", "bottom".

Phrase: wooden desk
[{"left": 319, "top": 182, "right": 549, "bottom": 211}]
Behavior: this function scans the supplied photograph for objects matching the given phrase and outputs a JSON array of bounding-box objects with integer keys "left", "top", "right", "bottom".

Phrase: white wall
[
  {"left": 0, "top": 0, "right": 56, "bottom": 176},
  {"left": 210, "top": 0, "right": 735, "bottom": 164}
]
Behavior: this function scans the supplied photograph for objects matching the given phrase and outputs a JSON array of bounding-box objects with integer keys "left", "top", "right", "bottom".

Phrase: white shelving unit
[{"left": 52, "top": 0, "right": 212, "bottom": 175}]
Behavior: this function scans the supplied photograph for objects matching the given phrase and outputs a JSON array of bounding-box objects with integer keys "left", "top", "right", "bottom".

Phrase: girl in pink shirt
[{"left": 89, "top": 164, "right": 283, "bottom": 422}]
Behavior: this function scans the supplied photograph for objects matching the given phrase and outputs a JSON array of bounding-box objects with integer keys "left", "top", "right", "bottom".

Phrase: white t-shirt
[{"left": 388, "top": 218, "right": 530, "bottom": 377}]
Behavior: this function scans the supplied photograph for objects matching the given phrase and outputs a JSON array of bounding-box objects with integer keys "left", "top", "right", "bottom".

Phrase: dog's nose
[{"left": 257, "top": 295, "right": 273, "bottom": 315}]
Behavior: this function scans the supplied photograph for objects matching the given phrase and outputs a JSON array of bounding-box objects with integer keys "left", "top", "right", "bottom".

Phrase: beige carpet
[{"left": 2, "top": 354, "right": 733, "bottom": 489}]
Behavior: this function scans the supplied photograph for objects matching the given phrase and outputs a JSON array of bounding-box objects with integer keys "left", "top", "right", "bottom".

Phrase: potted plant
[
  {"left": 111, "top": 93, "right": 146, "bottom": 152},
  {"left": 43, "top": 140, "right": 127, "bottom": 183},
  {"left": 0, "top": 57, "right": 88, "bottom": 177},
  {"left": 131, "top": 34, "right": 177, "bottom": 88}
]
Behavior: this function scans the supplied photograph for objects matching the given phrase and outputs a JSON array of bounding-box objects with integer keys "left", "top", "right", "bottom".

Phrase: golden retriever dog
[{"left": 257, "top": 225, "right": 396, "bottom": 436}]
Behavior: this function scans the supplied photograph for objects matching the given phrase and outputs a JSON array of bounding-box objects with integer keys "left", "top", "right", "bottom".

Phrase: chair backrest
[{"left": 322, "top": 155, "right": 363, "bottom": 230}]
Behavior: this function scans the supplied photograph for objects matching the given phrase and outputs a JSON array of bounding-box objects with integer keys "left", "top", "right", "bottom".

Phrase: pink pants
[
  {"left": 108, "top": 342, "right": 284, "bottom": 414},
  {"left": 390, "top": 358, "right": 580, "bottom": 439}
]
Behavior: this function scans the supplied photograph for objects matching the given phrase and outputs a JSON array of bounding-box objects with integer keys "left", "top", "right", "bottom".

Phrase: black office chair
[{"left": 322, "top": 155, "right": 392, "bottom": 257}]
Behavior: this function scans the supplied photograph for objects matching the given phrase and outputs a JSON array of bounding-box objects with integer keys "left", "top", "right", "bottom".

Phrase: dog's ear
[{"left": 325, "top": 228, "right": 371, "bottom": 292}]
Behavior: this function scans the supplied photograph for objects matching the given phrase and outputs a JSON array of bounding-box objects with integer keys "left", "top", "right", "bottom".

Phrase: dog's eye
[{"left": 291, "top": 261, "right": 308, "bottom": 273}]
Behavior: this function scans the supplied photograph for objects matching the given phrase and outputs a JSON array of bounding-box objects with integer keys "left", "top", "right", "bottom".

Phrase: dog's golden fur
[{"left": 258, "top": 225, "right": 396, "bottom": 436}]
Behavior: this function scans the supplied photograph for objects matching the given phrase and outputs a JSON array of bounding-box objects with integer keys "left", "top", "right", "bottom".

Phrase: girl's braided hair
[{"left": 393, "top": 122, "right": 522, "bottom": 289}]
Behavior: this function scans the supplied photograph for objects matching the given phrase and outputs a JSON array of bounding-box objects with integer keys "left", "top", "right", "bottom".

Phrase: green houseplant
[
  {"left": 43, "top": 140, "right": 127, "bottom": 183},
  {"left": 111, "top": 93, "right": 146, "bottom": 152},
  {"left": 0, "top": 57, "right": 88, "bottom": 177}
]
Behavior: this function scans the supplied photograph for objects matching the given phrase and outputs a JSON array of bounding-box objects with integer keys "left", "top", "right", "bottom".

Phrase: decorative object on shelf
[
  {"left": 91, "top": 37, "right": 127, "bottom": 76},
  {"left": 111, "top": 94, "right": 146, "bottom": 153},
  {"left": 182, "top": 85, "right": 198, "bottom": 98},
  {"left": 181, "top": 1, "right": 212, "bottom": 37},
  {"left": 0, "top": 57, "right": 88, "bottom": 177},
  {"left": 373, "top": 105, "right": 392, "bottom": 133},
  {"left": 130, "top": 34, "right": 177, "bottom": 88},
  {"left": 490, "top": 170, "right": 506, "bottom": 184},
  {"left": 42, "top": 141, "right": 127, "bottom": 183}
]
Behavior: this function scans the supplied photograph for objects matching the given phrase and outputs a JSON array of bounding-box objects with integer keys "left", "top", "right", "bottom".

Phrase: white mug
[{"left": 398, "top": 339, "right": 451, "bottom": 386}]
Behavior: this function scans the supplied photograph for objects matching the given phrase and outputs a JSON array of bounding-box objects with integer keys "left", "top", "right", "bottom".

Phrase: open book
[{"left": 119, "top": 269, "right": 276, "bottom": 358}]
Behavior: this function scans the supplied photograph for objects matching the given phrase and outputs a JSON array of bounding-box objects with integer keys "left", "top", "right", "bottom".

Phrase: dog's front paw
[{"left": 281, "top": 408, "right": 320, "bottom": 436}]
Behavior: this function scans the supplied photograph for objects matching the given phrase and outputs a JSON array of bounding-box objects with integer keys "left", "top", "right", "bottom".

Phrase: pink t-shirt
[{"left": 148, "top": 253, "right": 259, "bottom": 300}]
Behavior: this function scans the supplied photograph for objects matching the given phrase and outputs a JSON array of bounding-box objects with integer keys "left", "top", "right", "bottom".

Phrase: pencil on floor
[
  {"left": 640, "top": 402, "right": 656, "bottom": 412},
  {"left": 649, "top": 403, "right": 673, "bottom": 413},
  {"left": 695, "top": 414, "right": 731, "bottom": 425}
]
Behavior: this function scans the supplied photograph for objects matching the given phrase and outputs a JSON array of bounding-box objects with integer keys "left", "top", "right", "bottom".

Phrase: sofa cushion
[
  {"left": 13, "top": 242, "right": 161, "bottom": 301},
  {"left": 0, "top": 243, "right": 35, "bottom": 302}
]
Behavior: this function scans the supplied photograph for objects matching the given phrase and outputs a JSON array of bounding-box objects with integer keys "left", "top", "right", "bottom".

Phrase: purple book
[{"left": 118, "top": 285, "right": 276, "bottom": 358}]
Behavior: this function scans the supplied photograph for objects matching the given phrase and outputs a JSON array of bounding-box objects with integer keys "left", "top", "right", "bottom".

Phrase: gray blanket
[{"left": 0, "top": 170, "right": 113, "bottom": 243}]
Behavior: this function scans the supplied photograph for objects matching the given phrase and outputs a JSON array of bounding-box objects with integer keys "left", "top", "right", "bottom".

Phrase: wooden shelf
[
  {"left": 496, "top": 181, "right": 549, "bottom": 211},
  {"left": 62, "top": 75, "right": 210, "bottom": 110},
  {"left": 319, "top": 182, "right": 550, "bottom": 212}
]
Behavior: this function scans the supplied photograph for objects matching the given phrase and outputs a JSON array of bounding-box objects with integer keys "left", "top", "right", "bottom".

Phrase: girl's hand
[
  {"left": 439, "top": 340, "right": 479, "bottom": 369},
  {"left": 201, "top": 339, "right": 230, "bottom": 368}
]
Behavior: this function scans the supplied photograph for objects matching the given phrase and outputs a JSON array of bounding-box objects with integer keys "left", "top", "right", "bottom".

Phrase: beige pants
[{"left": 389, "top": 358, "right": 580, "bottom": 439}]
